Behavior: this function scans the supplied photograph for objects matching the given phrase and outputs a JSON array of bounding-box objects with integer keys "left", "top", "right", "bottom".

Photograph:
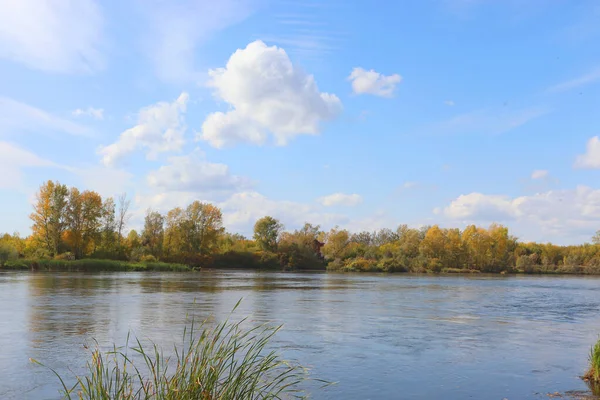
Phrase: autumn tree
[
  {"left": 322, "top": 227, "right": 350, "bottom": 260},
  {"left": 182, "top": 201, "right": 224, "bottom": 255},
  {"left": 65, "top": 188, "right": 103, "bottom": 258},
  {"left": 253, "top": 216, "right": 284, "bottom": 252},
  {"left": 163, "top": 207, "right": 184, "bottom": 257},
  {"left": 30, "top": 180, "right": 69, "bottom": 256},
  {"left": 99, "top": 197, "right": 117, "bottom": 253},
  {"left": 142, "top": 210, "right": 164, "bottom": 257},
  {"left": 420, "top": 225, "right": 449, "bottom": 271}
]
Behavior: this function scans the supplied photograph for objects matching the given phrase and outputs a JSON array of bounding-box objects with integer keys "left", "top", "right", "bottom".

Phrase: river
[{"left": 1, "top": 271, "right": 599, "bottom": 399}]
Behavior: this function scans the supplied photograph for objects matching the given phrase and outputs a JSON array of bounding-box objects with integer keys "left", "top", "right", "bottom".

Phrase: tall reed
[
  {"left": 585, "top": 337, "right": 600, "bottom": 383},
  {"left": 32, "top": 302, "right": 328, "bottom": 399}
]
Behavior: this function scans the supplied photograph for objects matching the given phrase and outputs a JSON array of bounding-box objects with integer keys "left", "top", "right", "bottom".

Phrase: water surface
[{"left": 1, "top": 271, "right": 599, "bottom": 399}]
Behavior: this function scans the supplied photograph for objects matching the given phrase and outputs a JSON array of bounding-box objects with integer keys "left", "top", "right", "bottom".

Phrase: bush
[
  {"left": 139, "top": 254, "right": 157, "bottom": 263},
  {"left": 376, "top": 258, "right": 408, "bottom": 273},
  {"left": 326, "top": 258, "right": 344, "bottom": 271},
  {"left": 54, "top": 252, "right": 75, "bottom": 261},
  {"left": 33, "top": 303, "right": 327, "bottom": 399},
  {"left": 0, "top": 242, "right": 18, "bottom": 266},
  {"left": 341, "top": 258, "right": 377, "bottom": 272},
  {"left": 1, "top": 260, "right": 29, "bottom": 270}
]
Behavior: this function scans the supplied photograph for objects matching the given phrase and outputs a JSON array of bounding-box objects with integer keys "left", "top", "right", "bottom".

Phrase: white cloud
[
  {"left": 198, "top": 40, "right": 342, "bottom": 148},
  {"left": 99, "top": 93, "right": 189, "bottom": 166},
  {"left": 546, "top": 67, "right": 600, "bottom": 93},
  {"left": 318, "top": 193, "right": 363, "bottom": 207},
  {"left": 402, "top": 181, "right": 418, "bottom": 189},
  {"left": 0, "top": 96, "right": 91, "bottom": 137},
  {"left": 440, "top": 186, "right": 600, "bottom": 244},
  {"left": 221, "top": 191, "right": 346, "bottom": 235},
  {"left": 147, "top": 149, "right": 252, "bottom": 194},
  {"left": 0, "top": 141, "right": 57, "bottom": 189},
  {"left": 575, "top": 136, "right": 600, "bottom": 169},
  {"left": 72, "top": 107, "right": 104, "bottom": 120},
  {"left": 531, "top": 169, "right": 549, "bottom": 179},
  {"left": 130, "top": 189, "right": 347, "bottom": 237},
  {"left": 140, "top": 0, "right": 255, "bottom": 83},
  {"left": 66, "top": 165, "right": 133, "bottom": 199},
  {"left": 347, "top": 67, "right": 402, "bottom": 97},
  {"left": 444, "top": 100, "right": 455, "bottom": 106},
  {"left": 0, "top": 0, "right": 104, "bottom": 73},
  {"left": 442, "top": 193, "right": 517, "bottom": 220}
]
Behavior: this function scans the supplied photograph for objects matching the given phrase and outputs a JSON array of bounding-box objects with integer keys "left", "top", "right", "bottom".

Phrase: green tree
[
  {"left": 100, "top": 197, "right": 117, "bottom": 253},
  {"left": 183, "top": 202, "right": 224, "bottom": 255},
  {"left": 142, "top": 210, "right": 165, "bottom": 257},
  {"left": 253, "top": 216, "right": 284, "bottom": 252}
]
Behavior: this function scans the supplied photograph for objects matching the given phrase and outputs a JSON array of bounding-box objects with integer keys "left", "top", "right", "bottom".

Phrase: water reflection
[{"left": 1, "top": 271, "right": 600, "bottom": 399}]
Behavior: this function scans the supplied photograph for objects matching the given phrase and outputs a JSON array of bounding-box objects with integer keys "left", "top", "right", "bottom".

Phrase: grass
[
  {"left": 584, "top": 337, "right": 600, "bottom": 383},
  {"left": 1, "top": 259, "right": 191, "bottom": 272},
  {"left": 31, "top": 301, "right": 329, "bottom": 399}
]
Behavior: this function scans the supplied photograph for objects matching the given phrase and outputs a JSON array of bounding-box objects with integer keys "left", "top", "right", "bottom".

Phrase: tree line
[{"left": 3, "top": 180, "right": 600, "bottom": 274}]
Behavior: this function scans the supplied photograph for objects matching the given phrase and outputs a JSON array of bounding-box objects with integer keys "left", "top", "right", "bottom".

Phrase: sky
[{"left": 0, "top": 0, "right": 599, "bottom": 245}]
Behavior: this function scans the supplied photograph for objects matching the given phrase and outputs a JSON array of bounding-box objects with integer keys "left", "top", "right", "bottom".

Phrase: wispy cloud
[
  {"left": 0, "top": 0, "right": 104, "bottom": 74},
  {"left": 425, "top": 106, "right": 549, "bottom": 136},
  {"left": 72, "top": 107, "right": 104, "bottom": 120},
  {"left": 138, "top": 0, "right": 256, "bottom": 83},
  {"left": 260, "top": 2, "right": 347, "bottom": 58},
  {"left": 0, "top": 96, "right": 92, "bottom": 137},
  {"left": 0, "top": 141, "right": 61, "bottom": 190},
  {"left": 546, "top": 67, "right": 600, "bottom": 93}
]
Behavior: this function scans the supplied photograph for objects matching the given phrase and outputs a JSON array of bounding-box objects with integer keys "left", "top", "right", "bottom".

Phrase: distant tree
[
  {"left": 253, "top": 216, "right": 284, "bottom": 252},
  {"left": 593, "top": 230, "right": 600, "bottom": 245},
  {"left": 183, "top": 201, "right": 224, "bottom": 255},
  {"left": 100, "top": 197, "right": 117, "bottom": 253},
  {"left": 142, "top": 210, "right": 165, "bottom": 257},
  {"left": 0, "top": 242, "right": 17, "bottom": 266},
  {"left": 30, "top": 180, "right": 69, "bottom": 256},
  {"left": 65, "top": 188, "right": 103, "bottom": 258},
  {"left": 322, "top": 227, "right": 350, "bottom": 260},
  {"left": 116, "top": 193, "right": 131, "bottom": 247}
]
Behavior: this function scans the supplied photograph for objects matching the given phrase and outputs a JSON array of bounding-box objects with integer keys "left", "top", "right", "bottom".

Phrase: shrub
[
  {"left": 1, "top": 260, "right": 29, "bottom": 270},
  {"left": 0, "top": 242, "right": 18, "bottom": 266},
  {"left": 54, "top": 252, "right": 75, "bottom": 261},
  {"left": 139, "top": 254, "right": 157, "bottom": 263},
  {"left": 376, "top": 258, "right": 408, "bottom": 273},
  {"left": 342, "top": 258, "right": 377, "bottom": 272}
]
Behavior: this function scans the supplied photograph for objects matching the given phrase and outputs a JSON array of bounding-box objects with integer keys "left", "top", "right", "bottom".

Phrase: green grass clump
[
  {"left": 585, "top": 337, "right": 600, "bottom": 383},
  {"left": 33, "top": 302, "right": 328, "bottom": 399},
  {"left": 1, "top": 260, "right": 30, "bottom": 270}
]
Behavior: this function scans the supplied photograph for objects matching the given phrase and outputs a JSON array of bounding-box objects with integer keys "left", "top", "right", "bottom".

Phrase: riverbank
[
  {"left": 0, "top": 259, "right": 191, "bottom": 272},
  {"left": 3, "top": 257, "right": 600, "bottom": 275}
]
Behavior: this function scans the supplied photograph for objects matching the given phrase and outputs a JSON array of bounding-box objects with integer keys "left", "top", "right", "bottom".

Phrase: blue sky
[{"left": 1, "top": 0, "right": 599, "bottom": 244}]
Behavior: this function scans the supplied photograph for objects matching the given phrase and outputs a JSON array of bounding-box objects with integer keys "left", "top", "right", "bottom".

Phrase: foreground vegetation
[
  {"left": 33, "top": 303, "right": 323, "bottom": 399},
  {"left": 5, "top": 180, "right": 600, "bottom": 274},
  {"left": 581, "top": 338, "right": 600, "bottom": 397},
  {"left": 585, "top": 338, "right": 600, "bottom": 383}
]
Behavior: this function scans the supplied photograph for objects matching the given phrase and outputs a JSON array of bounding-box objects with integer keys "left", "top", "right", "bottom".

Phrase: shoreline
[{"left": 3, "top": 258, "right": 600, "bottom": 276}]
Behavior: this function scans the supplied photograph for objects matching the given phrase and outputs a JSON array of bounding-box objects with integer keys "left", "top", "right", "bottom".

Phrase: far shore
[{"left": 3, "top": 258, "right": 600, "bottom": 276}]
